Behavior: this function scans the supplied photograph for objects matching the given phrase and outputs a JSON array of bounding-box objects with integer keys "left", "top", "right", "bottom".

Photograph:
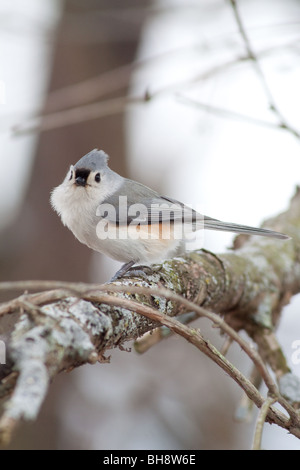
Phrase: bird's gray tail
[{"left": 203, "top": 216, "right": 290, "bottom": 240}]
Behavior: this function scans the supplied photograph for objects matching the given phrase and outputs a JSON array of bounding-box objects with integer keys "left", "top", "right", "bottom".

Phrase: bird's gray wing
[
  {"left": 98, "top": 179, "right": 289, "bottom": 239},
  {"left": 98, "top": 179, "right": 202, "bottom": 225}
]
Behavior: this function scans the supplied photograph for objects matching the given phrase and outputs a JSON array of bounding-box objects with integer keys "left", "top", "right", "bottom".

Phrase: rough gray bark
[{"left": 1, "top": 188, "right": 300, "bottom": 444}]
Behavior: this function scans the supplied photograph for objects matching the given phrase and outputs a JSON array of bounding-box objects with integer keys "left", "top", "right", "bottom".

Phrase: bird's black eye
[
  {"left": 95, "top": 172, "right": 101, "bottom": 183},
  {"left": 69, "top": 170, "right": 73, "bottom": 180}
]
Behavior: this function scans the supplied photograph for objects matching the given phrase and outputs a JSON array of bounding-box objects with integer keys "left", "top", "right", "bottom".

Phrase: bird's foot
[
  {"left": 109, "top": 262, "right": 157, "bottom": 282},
  {"left": 109, "top": 261, "right": 135, "bottom": 282},
  {"left": 125, "top": 265, "right": 155, "bottom": 280}
]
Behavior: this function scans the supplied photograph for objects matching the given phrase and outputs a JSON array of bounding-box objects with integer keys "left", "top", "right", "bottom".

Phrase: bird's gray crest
[{"left": 74, "top": 149, "right": 109, "bottom": 171}]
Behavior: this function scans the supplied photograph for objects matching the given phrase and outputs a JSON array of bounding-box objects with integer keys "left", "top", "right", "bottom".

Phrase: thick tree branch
[{"left": 1, "top": 188, "right": 300, "bottom": 445}]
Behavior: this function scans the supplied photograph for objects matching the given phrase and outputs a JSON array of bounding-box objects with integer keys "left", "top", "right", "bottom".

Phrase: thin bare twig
[
  {"left": 235, "top": 366, "right": 262, "bottom": 422},
  {"left": 13, "top": 75, "right": 299, "bottom": 138},
  {"left": 252, "top": 395, "right": 278, "bottom": 450},
  {"left": 134, "top": 311, "right": 198, "bottom": 353},
  {"left": 229, "top": 0, "right": 300, "bottom": 139},
  {"left": 176, "top": 95, "right": 284, "bottom": 132}
]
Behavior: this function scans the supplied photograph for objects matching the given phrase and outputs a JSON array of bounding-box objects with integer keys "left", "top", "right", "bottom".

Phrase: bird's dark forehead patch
[{"left": 75, "top": 168, "right": 90, "bottom": 180}]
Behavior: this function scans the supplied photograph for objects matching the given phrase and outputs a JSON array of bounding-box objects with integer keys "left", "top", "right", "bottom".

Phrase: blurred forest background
[{"left": 1, "top": 0, "right": 300, "bottom": 449}]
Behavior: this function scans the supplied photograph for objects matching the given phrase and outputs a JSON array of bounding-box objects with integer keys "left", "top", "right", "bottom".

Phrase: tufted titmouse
[{"left": 51, "top": 149, "right": 289, "bottom": 280}]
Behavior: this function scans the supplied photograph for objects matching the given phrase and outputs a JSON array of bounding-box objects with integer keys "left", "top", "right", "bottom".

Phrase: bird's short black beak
[
  {"left": 74, "top": 168, "right": 90, "bottom": 187},
  {"left": 75, "top": 176, "right": 87, "bottom": 187}
]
